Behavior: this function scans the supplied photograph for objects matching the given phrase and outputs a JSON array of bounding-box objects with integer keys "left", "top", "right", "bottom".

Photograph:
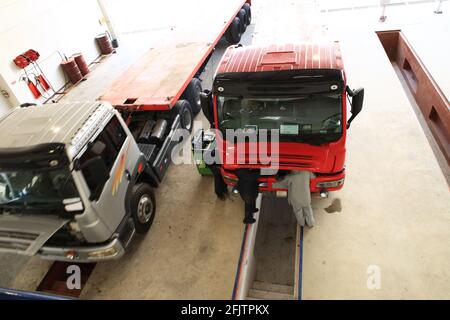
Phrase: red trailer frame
[{"left": 101, "top": 0, "right": 251, "bottom": 112}]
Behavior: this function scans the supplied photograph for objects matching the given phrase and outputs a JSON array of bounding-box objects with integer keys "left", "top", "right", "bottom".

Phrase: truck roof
[
  {"left": 0, "top": 102, "right": 112, "bottom": 151},
  {"left": 100, "top": 0, "right": 247, "bottom": 111},
  {"left": 216, "top": 42, "right": 344, "bottom": 75}
]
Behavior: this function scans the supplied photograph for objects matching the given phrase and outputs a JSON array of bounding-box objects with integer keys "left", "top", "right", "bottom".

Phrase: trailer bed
[{"left": 101, "top": 0, "right": 247, "bottom": 110}]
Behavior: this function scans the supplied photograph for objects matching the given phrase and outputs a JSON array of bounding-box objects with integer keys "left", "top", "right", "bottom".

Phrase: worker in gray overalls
[{"left": 273, "top": 171, "right": 315, "bottom": 228}]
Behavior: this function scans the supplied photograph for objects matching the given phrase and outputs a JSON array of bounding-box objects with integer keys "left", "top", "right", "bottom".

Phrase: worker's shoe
[
  {"left": 305, "top": 210, "right": 316, "bottom": 228},
  {"left": 217, "top": 192, "right": 228, "bottom": 201},
  {"left": 305, "top": 219, "right": 315, "bottom": 228},
  {"left": 297, "top": 219, "right": 306, "bottom": 228},
  {"left": 294, "top": 210, "right": 305, "bottom": 227},
  {"left": 216, "top": 188, "right": 229, "bottom": 201},
  {"left": 244, "top": 216, "right": 256, "bottom": 225},
  {"left": 244, "top": 211, "right": 257, "bottom": 224}
]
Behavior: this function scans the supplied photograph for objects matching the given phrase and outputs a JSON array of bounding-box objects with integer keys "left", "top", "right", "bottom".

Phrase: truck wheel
[
  {"left": 131, "top": 183, "right": 156, "bottom": 234},
  {"left": 237, "top": 9, "right": 247, "bottom": 32},
  {"left": 243, "top": 3, "right": 251, "bottom": 25},
  {"left": 225, "top": 17, "right": 242, "bottom": 44},
  {"left": 174, "top": 100, "right": 193, "bottom": 133},
  {"left": 182, "top": 78, "right": 202, "bottom": 115}
]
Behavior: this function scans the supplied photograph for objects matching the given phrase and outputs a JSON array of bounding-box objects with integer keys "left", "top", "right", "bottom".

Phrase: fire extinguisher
[
  {"left": 22, "top": 70, "right": 41, "bottom": 99},
  {"left": 14, "top": 49, "right": 54, "bottom": 99}
]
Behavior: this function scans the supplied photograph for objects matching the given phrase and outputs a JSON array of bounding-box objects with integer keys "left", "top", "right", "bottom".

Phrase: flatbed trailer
[
  {"left": 101, "top": 0, "right": 251, "bottom": 111},
  {"left": 100, "top": 0, "right": 253, "bottom": 190}
]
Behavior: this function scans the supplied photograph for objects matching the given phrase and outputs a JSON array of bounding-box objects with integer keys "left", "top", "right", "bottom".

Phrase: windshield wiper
[
  {"left": 0, "top": 202, "right": 36, "bottom": 214},
  {"left": 297, "top": 136, "right": 325, "bottom": 146},
  {"left": 301, "top": 133, "right": 342, "bottom": 145},
  {"left": 0, "top": 202, "right": 63, "bottom": 214},
  {"left": 283, "top": 133, "right": 338, "bottom": 146},
  {"left": 0, "top": 203, "right": 25, "bottom": 210}
]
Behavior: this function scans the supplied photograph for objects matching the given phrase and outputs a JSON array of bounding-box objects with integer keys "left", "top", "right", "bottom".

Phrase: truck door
[{"left": 78, "top": 115, "right": 139, "bottom": 234}]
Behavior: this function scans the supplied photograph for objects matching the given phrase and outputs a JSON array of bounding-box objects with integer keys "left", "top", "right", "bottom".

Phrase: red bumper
[{"left": 221, "top": 168, "right": 346, "bottom": 194}]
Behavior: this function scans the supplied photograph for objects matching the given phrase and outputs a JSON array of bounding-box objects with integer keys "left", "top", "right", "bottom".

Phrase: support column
[
  {"left": 0, "top": 73, "right": 20, "bottom": 114},
  {"left": 97, "top": 0, "right": 120, "bottom": 48}
]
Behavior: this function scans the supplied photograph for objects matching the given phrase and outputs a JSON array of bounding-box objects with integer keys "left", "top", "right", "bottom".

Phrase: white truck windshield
[{"left": 0, "top": 167, "right": 79, "bottom": 209}]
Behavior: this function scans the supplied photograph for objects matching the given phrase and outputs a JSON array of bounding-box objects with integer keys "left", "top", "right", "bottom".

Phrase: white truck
[
  {"left": 0, "top": 0, "right": 253, "bottom": 262},
  {"left": 0, "top": 101, "right": 164, "bottom": 261}
]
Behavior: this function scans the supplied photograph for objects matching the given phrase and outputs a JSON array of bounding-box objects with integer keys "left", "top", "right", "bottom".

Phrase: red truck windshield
[{"left": 217, "top": 94, "right": 343, "bottom": 144}]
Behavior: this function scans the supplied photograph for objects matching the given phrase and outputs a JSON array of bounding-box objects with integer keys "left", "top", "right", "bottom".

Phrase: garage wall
[{"left": 0, "top": 0, "right": 105, "bottom": 113}]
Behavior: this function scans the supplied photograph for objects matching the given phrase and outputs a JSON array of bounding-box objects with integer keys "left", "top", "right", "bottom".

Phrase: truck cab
[
  {"left": 201, "top": 43, "right": 364, "bottom": 195},
  {"left": 0, "top": 102, "right": 166, "bottom": 262}
]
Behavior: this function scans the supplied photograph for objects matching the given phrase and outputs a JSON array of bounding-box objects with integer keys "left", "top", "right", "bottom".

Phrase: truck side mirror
[
  {"left": 347, "top": 87, "right": 364, "bottom": 129},
  {"left": 200, "top": 90, "right": 215, "bottom": 127},
  {"left": 75, "top": 156, "right": 110, "bottom": 201}
]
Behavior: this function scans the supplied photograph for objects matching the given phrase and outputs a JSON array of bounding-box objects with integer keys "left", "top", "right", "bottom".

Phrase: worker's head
[{"left": 247, "top": 99, "right": 263, "bottom": 110}]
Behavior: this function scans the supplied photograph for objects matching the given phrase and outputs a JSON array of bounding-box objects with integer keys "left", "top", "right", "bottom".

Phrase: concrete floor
[
  {"left": 2, "top": 0, "right": 450, "bottom": 299},
  {"left": 392, "top": 62, "right": 450, "bottom": 185}
]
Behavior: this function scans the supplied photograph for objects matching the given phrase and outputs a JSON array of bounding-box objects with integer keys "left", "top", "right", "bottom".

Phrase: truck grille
[
  {"left": 242, "top": 153, "right": 317, "bottom": 169},
  {"left": 0, "top": 230, "right": 40, "bottom": 253},
  {"left": 281, "top": 155, "right": 316, "bottom": 169}
]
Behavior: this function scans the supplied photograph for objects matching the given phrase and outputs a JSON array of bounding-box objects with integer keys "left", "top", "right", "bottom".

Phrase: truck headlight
[
  {"left": 68, "top": 222, "right": 81, "bottom": 233},
  {"left": 88, "top": 247, "right": 119, "bottom": 258},
  {"left": 316, "top": 179, "right": 345, "bottom": 189}
]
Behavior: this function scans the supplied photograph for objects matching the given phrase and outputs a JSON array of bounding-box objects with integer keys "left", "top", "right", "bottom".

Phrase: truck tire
[
  {"left": 131, "top": 183, "right": 156, "bottom": 234},
  {"left": 173, "top": 100, "right": 193, "bottom": 133},
  {"left": 237, "top": 9, "right": 247, "bottom": 32},
  {"left": 182, "top": 78, "right": 202, "bottom": 115},
  {"left": 225, "top": 17, "right": 242, "bottom": 44},
  {"left": 243, "top": 3, "right": 251, "bottom": 25}
]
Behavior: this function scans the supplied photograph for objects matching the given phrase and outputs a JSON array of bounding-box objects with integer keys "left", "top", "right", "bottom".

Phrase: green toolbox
[{"left": 192, "top": 129, "right": 216, "bottom": 176}]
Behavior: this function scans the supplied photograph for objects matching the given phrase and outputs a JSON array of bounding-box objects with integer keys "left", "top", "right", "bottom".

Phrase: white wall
[{"left": 0, "top": 0, "right": 106, "bottom": 113}]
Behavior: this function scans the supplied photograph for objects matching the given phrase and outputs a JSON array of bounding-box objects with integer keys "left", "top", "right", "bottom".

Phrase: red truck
[{"left": 200, "top": 42, "right": 364, "bottom": 197}]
